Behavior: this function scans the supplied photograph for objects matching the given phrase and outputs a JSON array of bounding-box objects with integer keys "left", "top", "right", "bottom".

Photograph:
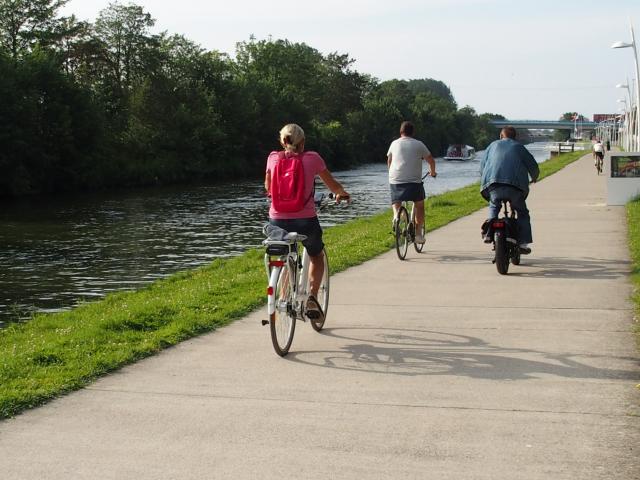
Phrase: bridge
[{"left": 489, "top": 119, "right": 598, "bottom": 130}]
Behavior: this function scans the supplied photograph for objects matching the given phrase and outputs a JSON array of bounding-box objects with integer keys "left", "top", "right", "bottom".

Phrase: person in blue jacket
[{"left": 480, "top": 126, "right": 539, "bottom": 254}]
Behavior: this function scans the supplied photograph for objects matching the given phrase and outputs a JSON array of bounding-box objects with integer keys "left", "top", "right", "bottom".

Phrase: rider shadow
[
  {"left": 420, "top": 251, "right": 629, "bottom": 281},
  {"left": 288, "top": 327, "right": 639, "bottom": 381},
  {"left": 507, "top": 256, "right": 630, "bottom": 280}
]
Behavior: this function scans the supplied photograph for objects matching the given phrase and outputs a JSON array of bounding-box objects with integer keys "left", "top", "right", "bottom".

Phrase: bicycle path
[{"left": 2, "top": 153, "right": 639, "bottom": 479}]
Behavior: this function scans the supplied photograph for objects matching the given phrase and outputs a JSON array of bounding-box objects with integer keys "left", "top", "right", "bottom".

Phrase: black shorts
[
  {"left": 595, "top": 151, "right": 604, "bottom": 160},
  {"left": 390, "top": 182, "right": 426, "bottom": 203},
  {"left": 268, "top": 216, "right": 324, "bottom": 256}
]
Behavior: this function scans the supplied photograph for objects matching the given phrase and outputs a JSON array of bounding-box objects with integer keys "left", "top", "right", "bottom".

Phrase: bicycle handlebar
[{"left": 315, "top": 192, "right": 352, "bottom": 210}]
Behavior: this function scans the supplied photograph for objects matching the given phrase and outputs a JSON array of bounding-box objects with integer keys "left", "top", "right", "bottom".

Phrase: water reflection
[{"left": 0, "top": 143, "right": 550, "bottom": 322}]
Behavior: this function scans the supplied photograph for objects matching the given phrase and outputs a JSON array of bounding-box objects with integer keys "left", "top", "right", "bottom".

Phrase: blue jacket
[{"left": 480, "top": 138, "right": 539, "bottom": 199}]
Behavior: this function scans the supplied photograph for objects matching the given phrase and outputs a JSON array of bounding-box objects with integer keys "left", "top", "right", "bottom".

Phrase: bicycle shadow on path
[{"left": 287, "top": 327, "right": 639, "bottom": 381}]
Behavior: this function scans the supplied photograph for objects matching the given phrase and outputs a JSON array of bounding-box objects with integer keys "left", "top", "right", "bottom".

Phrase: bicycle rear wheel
[
  {"left": 395, "top": 206, "right": 410, "bottom": 260},
  {"left": 270, "top": 265, "right": 296, "bottom": 356},
  {"left": 311, "top": 249, "right": 329, "bottom": 332}
]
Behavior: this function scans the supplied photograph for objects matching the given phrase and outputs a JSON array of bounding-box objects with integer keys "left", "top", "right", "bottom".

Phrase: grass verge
[
  {"left": 626, "top": 198, "right": 640, "bottom": 353},
  {"left": 0, "top": 150, "right": 586, "bottom": 418}
]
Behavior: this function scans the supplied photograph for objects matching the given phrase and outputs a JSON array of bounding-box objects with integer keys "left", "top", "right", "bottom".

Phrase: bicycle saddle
[{"left": 263, "top": 224, "right": 307, "bottom": 243}]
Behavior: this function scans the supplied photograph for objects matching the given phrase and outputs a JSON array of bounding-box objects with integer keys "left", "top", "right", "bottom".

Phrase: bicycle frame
[{"left": 265, "top": 242, "right": 311, "bottom": 319}]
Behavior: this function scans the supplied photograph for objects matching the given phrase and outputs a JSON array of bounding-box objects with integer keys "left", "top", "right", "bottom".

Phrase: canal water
[{"left": 0, "top": 143, "right": 552, "bottom": 323}]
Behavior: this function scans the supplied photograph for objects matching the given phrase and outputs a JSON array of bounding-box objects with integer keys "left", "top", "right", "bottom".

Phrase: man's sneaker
[
  {"left": 414, "top": 231, "right": 425, "bottom": 244},
  {"left": 483, "top": 234, "right": 493, "bottom": 244},
  {"left": 519, "top": 243, "right": 531, "bottom": 255}
]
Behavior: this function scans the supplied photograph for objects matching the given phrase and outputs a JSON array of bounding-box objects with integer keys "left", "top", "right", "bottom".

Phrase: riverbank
[
  {"left": 1, "top": 144, "right": 555, "bottom": 322},
  {"left": 0, "top": 150, "right": 585, "bottom": 419}
]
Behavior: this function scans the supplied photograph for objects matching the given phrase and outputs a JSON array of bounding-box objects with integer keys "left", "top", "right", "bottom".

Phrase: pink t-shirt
[{"left": 266, "top": 150, "right": 327, "bottom": 219}]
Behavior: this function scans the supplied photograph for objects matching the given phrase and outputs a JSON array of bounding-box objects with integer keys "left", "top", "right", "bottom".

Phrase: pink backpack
[{"left": 271, "top": 151, "right": 310, "bottom": 212}]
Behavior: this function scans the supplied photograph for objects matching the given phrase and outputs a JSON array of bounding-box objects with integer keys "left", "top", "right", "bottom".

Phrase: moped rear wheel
[{"left": 494, "top": 231, "right": 510, "bottom": 275}]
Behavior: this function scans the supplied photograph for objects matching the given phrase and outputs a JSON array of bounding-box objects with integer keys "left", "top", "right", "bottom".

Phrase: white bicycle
[{"left": 262, "top": 193, "right": 334, "bottom": 356}]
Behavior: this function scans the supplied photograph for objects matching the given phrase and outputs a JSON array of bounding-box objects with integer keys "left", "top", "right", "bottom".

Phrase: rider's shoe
[
  {"left": 305, "top": 295, "right": 324, "bottom": 321},
  {"left": 518, "top": 243, "right": 531, "bottom": 255},
  {"left": 483, "top": 234, "right": 493, "bottom": 244},
  {"left": 415, "top": 231, "right": 425, "bottom": 244}
]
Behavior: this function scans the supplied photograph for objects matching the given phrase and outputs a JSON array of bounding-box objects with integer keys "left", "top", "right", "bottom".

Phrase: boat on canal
[{"left": 444, "top": 144, "right": 476, "bottom": 161}]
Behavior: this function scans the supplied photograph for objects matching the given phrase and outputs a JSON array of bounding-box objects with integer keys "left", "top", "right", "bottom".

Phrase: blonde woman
[{"left": 265, "top": 124, "right": 350, "bottom": 321}]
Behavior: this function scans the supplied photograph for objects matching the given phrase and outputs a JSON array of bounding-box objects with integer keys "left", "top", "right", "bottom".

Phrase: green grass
[
  {"left": 626, "top": 198, "right": 640, "bottom": 354},
  {"left": 0, "top": 150, "right": 587, "bottom": 419}
]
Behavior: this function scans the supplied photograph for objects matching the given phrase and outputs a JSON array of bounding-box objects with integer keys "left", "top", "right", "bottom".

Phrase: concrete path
[{"left": 2, "top": 154, "right": 639, "bottom": 479}]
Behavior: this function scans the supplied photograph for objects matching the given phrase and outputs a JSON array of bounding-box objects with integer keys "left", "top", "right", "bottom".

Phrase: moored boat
[{"left": 444, "top": 144, "right": 476, "bottom": 161}]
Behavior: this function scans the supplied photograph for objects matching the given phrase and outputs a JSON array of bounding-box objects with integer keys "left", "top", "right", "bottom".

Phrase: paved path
[{"left": 2, "top": 154, "right": 639, "bottom": 479}]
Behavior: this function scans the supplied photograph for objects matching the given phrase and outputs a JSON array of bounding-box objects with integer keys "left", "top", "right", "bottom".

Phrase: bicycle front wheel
[
  {"left": 395, "top": 206, "right": 410, "bottom": 260},
  {"left": 311, "top": 249, "right": 329, "bottom": 332},
  {"left": 270, "top": 265, "right": 296, "bottom": 356}
]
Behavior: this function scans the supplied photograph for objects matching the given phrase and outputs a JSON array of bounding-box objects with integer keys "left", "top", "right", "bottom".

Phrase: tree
[
  {"left": 407, "top": 78, "right": 456, "bottom": 105},
  {"left": 0, "top": 0, "right": 69, "bottom": 59},
  {"left": 93, "top": 1, "right": 155, "bottom": 94},
  {"left": 0, "top": 49, "right": 104, "bottom": 195}
]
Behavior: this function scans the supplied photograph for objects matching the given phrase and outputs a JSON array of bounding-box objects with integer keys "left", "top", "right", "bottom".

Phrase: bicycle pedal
[{"left": 261, "top": 320, "right": 269, "bottom": 326}]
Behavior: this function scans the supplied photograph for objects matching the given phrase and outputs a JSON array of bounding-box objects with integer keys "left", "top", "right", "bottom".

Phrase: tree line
[{"left": 0, "top": 0, "right": 503, "bottom": 197}]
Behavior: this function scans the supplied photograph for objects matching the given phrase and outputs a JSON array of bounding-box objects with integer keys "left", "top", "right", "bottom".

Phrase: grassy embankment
[
  {"left": 626, "top": 198, "right": 640, "bottom": 353},
  {"left": 0, "top": 150, "right": 586, "bottom": 419}
]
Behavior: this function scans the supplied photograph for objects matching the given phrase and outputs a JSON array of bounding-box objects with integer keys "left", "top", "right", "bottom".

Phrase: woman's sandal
[{"left": 305, "top": 295, "right": 324, "bottom": 321}]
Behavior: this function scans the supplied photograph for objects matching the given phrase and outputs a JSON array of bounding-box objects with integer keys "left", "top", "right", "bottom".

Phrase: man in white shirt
[
  {"left": 593, "top": 139, "right": 604, "bottom": 168},
  {"left": 387, "top": 121, "right": 437, "bottom": 244}
]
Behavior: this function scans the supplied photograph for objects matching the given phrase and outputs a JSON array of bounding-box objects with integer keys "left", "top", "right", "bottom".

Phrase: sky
[{"left": 61, "top": 0, "right": 640, "bottom": 121}]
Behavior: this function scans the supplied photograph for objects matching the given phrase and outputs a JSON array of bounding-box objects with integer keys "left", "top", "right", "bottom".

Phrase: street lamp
[
  {"left": 612, "top": 23, "right": 640, "bottom": 150},
  {"left": 616, "top": 82, "right": 632, "bottom": 101},
  {"left": 618, "top": 107, "right": 630, "bottom": 150}
]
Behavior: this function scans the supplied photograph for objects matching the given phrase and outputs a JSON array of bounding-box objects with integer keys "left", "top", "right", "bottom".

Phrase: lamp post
[
  {"left": 616, "top": 82, "right": 632, "bottom": 149},
  {"left": 616, "top": 81, "right": 632, "bottom": 104},
  {"left": 612, "top": 22, "right": 640, "bottom": 151},
  {"left": 619, "top": 107, "right": 630, "bottom": 151},
  {"left": 616, "top": 100, "right": 628, "bottom": 149}
]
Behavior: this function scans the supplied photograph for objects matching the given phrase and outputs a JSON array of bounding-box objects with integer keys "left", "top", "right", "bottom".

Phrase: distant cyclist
[
  {"left": 480, "top": 126, "right": 539, "bottom": 255},
  {"left": 593, "top": 139, "right": 605, "bottom": 167},
  {"left": 265, "top": 123, "right": 350, "bottom": 321},
  {"left": 387, "top": 121, "right": 437, "bottom": 244}
]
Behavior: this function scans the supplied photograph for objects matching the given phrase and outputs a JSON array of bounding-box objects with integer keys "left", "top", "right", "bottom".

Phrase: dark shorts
[
  {"left": 268, "top": 216, "right": 324, "bottom": 256},
  {"left": 595, "top": 151, "right": 604, "bottom": 160},
  {"left": 390, "top": 182, "right": 426, "bottom": 203}
]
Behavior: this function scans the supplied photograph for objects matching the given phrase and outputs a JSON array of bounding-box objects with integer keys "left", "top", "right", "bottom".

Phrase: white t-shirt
[
  {"left": 387, "top": 136, "right": 431, "bottom": 184},
  {"left": 593, "top": 142, "right": 604, "bottom": 153}
]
